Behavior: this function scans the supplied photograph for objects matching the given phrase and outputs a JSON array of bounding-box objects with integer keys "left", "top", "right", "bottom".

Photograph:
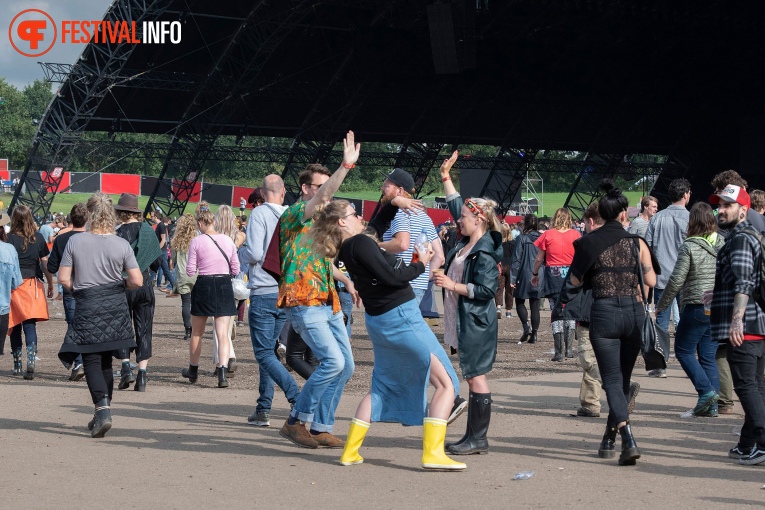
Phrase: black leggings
[
  {"left": 515, "top": 298, "right": 540, "bottom": 331},
  {"left": 181, "top": 293, "right": 192, "bottom": 329},
  {"left": 285, "top": 325, "right": 318, "bottom": 380},
  {"left": 83, "top": 352, "right": 114, "bottom": 404}
]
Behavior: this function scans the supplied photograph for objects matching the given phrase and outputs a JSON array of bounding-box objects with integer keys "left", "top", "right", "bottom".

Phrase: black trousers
[
  {"left": 83, "top": 351, "right": 114, "bottom": 404},
  {"left": 589, "top": 296, "right": 644, "bottom": 426},
  {"left": 515, "top": 298, "right": 540, "bottom": 330},
  {"left": 0, "top": 313, "right": 8, "bottom": 354},
  {"left": 728, "top": 340, "right": 765, "bottom": 447},
  {"left": 180, "top": 293, "right": 192, "bottom": 329},
  {"left": 285, "top": 325, "right": 318, "bottom": 380},
  {"left": 117, "top": 271, "right": 155, "bottom": 362}
]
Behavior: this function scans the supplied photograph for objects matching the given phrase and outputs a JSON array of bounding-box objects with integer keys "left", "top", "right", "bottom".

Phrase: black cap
[{"left": 383, "top": 168, "right": 416, "bottom": 195}]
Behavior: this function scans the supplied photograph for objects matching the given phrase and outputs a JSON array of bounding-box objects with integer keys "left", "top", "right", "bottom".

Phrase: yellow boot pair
[
  {"left": 339, "top": 418, "right": 370, "bottom": 466},
  {"left": 422, "top": 418, "right": 466, "bottom": 471}
]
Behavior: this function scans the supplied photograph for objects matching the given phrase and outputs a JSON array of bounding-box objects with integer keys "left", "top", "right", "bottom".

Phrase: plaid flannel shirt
[{"left": 710, "top": 220, "right": 765, "bottom": 342}]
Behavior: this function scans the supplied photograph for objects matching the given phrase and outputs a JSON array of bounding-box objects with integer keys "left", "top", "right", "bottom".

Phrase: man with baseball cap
[{"left": 708, "top": 183, "right": 765, "bottom": 466}]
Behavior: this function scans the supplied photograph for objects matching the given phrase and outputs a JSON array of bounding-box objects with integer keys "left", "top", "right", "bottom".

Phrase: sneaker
[
  {"left": 697, "top": 408, "right": 719, "bottom": 418},
  {"left": 729, "top": 444, "right": 754, "bottom": 459},
  {"left": 69, "top": 364, "right": 85, "bottom": 382},
  {"left": 311, "top": 431, "right": 345, "bottom": 448},
  {"left": 576, "top": 406, "right": 600, "bottom": 418},
  {"left": 647, "top": 369, "right": 667, "bottom": 378},
  {"left": 693, "top": 391, "right": 719, "bottom": 416},
  {"left": 505, "top": 311, "right": 512, "bottom": 318},
  {"left": 279, "top": 420, "right": 318, "bottom": 449},
  {"left": 739, "top": 445, "right": 765, "bottom": 465},
  {"left": 236, "top": 321, "right": 245, "bottom": 327},
  {"left": 447, "top": 395, "right": 468, "bottom": 425},
  {"left": 247, "top": 411, "right": 270, "bottom": 427},
  {"left": 627, "top": 381, "right": 640, "bottom": 414},
  {"left": 496, "top": 307, "right": 503, "bottom": 319}
]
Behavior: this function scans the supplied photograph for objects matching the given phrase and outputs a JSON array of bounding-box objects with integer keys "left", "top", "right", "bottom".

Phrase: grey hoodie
[{"left": 239, "top": 202, "right": 286, "bottom": 296}]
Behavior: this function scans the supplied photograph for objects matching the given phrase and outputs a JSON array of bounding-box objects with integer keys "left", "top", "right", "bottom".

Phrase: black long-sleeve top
[{"left": 339, "top": 233, "right": 425, "bottom": 316}]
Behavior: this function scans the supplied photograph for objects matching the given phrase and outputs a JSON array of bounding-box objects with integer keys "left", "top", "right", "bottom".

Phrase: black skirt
[
  {"left": 191, "top": 275, "right": 237, "bottom": 317},
  {"left": 542, "top": 265, "right": 569, "bottom": 299}
]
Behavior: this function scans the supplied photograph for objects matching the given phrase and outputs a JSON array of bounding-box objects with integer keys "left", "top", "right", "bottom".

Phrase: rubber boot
[
  {"left": 598, "top": 424, "right": 617, "bottom": 459},
  {"left": 446, "top": 392, "right": 491, "bottom": 455},
  {"left": 23, "top": 344, "right": 36, "bottom": 380},
  {"left": 183, "top": 327, "right": 192, "bottom": 340},
  {"left": 618, "top": 422, "right": 641, "bottom": 465},
  {"left": 564, "top": 327, "right": 575, "bottom": 358},
  {"left": 181, "top": 364, "right": 198, "bottom": 383},
  {"left": 118, "top": 361, "right": 135, "bottom": 389},
  {"left": 12, "top": 349, "right": 22, "bottom": 376},
  {"left": 134, "top": 369, "right": 147, "bottom": 392},
  {"left": 551, "top": 333, "right": 564, "bottom": 362},
  {"left": 519, "top": 324, "right": 531, "bottom": 343},
  {"left": 422, "top": 418, "right": 466, "bottom": 471},
  {"left": 528, "top": 330, "right": 538, "bottom": 344},
  {"left": 218, "top": 366, "right": 229, "bottom": 388},
  {"left": 90, "top": 397, "right": 112, "bottom": 438},
  {"left": 339, "top": 418, "right": 370, "bottom": 466}
]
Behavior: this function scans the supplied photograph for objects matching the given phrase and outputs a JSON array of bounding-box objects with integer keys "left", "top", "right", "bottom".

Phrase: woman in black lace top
[{"left": 569, "top": 181, "right": 657, "bottom": 466}]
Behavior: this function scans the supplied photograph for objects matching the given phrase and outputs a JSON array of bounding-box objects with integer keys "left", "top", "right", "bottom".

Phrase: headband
[{"left": 464, "top": 198, "right": 487, "bottom": 222}]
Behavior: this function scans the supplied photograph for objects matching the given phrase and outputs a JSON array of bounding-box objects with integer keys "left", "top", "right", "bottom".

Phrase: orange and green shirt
[{"left": 277, "top": 201, "right": 339, "bottom": 313}]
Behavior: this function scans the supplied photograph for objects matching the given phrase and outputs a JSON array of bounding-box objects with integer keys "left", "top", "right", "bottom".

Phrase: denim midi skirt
[{"left": 364, "top": 299, "right": 459, "bottom": 426}]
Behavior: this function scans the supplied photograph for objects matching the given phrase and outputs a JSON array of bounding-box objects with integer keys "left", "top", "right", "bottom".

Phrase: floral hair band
[{"left": 465, "top": 198, "right": 487, "bottom": 221}]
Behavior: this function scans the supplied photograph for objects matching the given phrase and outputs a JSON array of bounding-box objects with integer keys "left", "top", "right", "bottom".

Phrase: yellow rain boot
[
  {"left": 422, "top": 417, "right": 467, "bottom": 471},
  {"left": 339, "top": 418, "right": 370, "bottom": 466}
]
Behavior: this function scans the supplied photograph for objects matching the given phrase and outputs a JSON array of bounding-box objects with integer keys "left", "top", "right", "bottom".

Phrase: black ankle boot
[
  {"left": 90, "top": 397, "right": 112, "bottom": 438},
  {"left": 446, "top": 392, "right": 491, "bottom": 455},
  {"left": 134, "top": 369, "right": 147, "bottom": 392},
  {"left": 519, "top": 324, "right": 531, "bottom": 343},
  {"left": 598, "top": 424, "right": 617, "bottom": 458},
  {"left": 551, "top": 333, "right": 563, "bottom": 361},
  {"left": 528, "top": 330, "right": 538, "bottom": 344},
  {"left": 181, "top": 364, "right": 198, "bottom": 383},
  {"left": 12, "top": 349, "right": 22, "bottom": 376},
  {"left": 618, "top": 422, "right": 641, "bottom": 465},
  {"left": 118, "top": 362, "right": 135, "bottom": 389},
  {"left": 227, "top": 358, "right": 237, "bottom": 377},
  {"left": 217, "top": 366, "right": 229, "bottom": 388},
  {"left": 183, "top": 327, "right": 192, "bottom": 340},
  {"left": 565, "top": 327, "right": 575, "bottom": 358}
]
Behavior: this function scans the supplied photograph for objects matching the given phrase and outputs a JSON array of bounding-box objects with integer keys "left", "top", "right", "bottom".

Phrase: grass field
[{"left": 1, "top": 189, "right": 647, "bottom": 219}]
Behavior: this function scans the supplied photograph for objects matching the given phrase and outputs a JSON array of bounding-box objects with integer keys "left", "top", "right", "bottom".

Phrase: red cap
[{"left": 709, "top": 184, "right": 750, "bottom": 208}]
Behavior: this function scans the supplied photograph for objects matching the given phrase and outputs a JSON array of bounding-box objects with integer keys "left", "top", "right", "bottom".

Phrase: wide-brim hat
[
  {"left": 113, "top": 192, "right": 142, "bottom": 213},
  {"left": 0, "top": 212, "right": 10, "bottom": 227}
]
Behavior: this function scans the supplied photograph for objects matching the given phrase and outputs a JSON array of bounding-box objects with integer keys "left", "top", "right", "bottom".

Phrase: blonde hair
[
  {"left": 171, "top": 213, "right": 197, "bottom": 253},
  {"left": 551, "top": 207, "right": 573, "bottom": 231},
  {"left": 9, "top": 205, "right": 37, "bottom": 251},
  {"left": 501, "top": 222, "right": 512, "bottom": 242},
  {"left": 306, "top": 200, "right": 351, "bottom": 259},
  {"left": 86, "top": 192, "right": 117, "bottom": 234},
  {"left": 215, "top": 205, "right": 238, "bottom": 242},
  {"left": 195, "top": 201, "right": 214, "bottom": 226},
  {"left": 469, "top": 197, "right": 501, "bottom": 233}
]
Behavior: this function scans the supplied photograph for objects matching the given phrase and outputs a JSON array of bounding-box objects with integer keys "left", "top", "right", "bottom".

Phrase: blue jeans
[
  {"left": 654, "top": 288, "right": 678, "bottom": 332},
  {"left": 156, "top": 253, "right": 175, "bottom": 289},
  {"left": 285, "top": 305, "right": 354, "bottom": 433},
  {"left": 248, "top": 294, "right": 299, "bottom": 414},
  {"left": 338, "top": 290, "right": 353, "bottom": 338},
  {"left": 412, "top": 287, "right": 427, "bottom": 305},
  {"left": 674, "top": 304, "right": 719, "bottom": 397},
  {"left": 62, "top": 289, "right": 83, "bottom": 367}
]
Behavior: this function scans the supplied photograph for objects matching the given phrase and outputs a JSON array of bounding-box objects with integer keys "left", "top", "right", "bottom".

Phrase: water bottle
[{"left": 412, "top": 228, "right": 429, "bottom": 263}]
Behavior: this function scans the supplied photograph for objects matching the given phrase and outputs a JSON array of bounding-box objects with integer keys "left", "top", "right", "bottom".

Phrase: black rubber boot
[
  {"left": 551, "top": 333, "right": 564, "bottom": 362},
  {"left": 564, "top": 326, "right": 575, "bottom": 358},
  {"left": 519, "top": 324, "right": 531, "bottom": 343},
  {"left": 598, "top": 424, "right": 617, "bottom": 458},
  {"left": 118, "top": 361, "right": 135, "bottom": 389},
  {"left": 181, "top": 364, "right": 199, "bottom": 383},
  {"left": 618, "top": 422, "right": 641, "bottom": 465},
  {"left": 218, "top": 366, "right": 229, "bottom": 388},
  {"left": 183, "top": 327, "right": 192, "bottom": 340},
  {"left": 134, "top": 369, "right": 147, "bottom": 392},
  {"left": 90, "top": 397, "right": 112, "bottom": 438},
  {"left": 446, "top": 392, "right": 491, "bottom": 455},
  {"left": 528, "top": 330, "right": 538, "bottom": 344},
  {"left": 23, "top": 345, "right": 36, "bottom": 380},
  {"left": 12, "top": 349, "right": 22, "bottom": 376}
]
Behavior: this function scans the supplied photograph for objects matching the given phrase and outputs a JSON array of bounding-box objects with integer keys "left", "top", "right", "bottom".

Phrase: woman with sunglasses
[{"left": 433, "top": 150, "right": 503, "bottom": 456}]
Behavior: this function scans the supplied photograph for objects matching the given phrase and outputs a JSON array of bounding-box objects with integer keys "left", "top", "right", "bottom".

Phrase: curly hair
[
  {"left": 195, "top": 201, "right": 214, "bottom": 226},
  {"left": 86, "top": 192, "right": 117, "bottom": 235},
  {"left": 710, "top": 169, "right": 747, "bottom": 192},
  {"left": 170, "top": 213, "right": 197, "bottom": 253},
  {"left": 9, "top": 205, "right": 37, "bottom": 251},
  {"left": 116, "top": 210, "right": 143, "bottom": 224},
  {"left": 305, "top": 200, "right": 352, "bottom": 259},
  {"left": 551, "top": 208, "right": 573, "bottom": 231},
  {"left": 215, "top": 204, "right": 238, "bottom": 242}
]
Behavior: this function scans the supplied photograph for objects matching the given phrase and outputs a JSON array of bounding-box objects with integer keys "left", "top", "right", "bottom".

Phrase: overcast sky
[{"left": 1, "top": 1, "right": 111, "bottom": 89}]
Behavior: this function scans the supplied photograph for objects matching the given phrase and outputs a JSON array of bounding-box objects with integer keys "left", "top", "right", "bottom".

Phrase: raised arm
[
  {"left": 440, "top": 150, "right": 459, "bottom": 197},
  {"left": 304, "top": 131, "right": 360, "bottom": 218}
]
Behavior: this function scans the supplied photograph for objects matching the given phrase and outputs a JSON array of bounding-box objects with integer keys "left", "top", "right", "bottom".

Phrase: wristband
[
  {"left": 342, "top": 162, "right": 355, "bottom": 169},
  {"left": 453, "top": 282, "right": 458, "bottom": 292},
  {"left": 442, "top": 176, "right": 451, "bottom": 182},
  {"left": 532, "top": 273, "right": 538, "bottom": 276}
]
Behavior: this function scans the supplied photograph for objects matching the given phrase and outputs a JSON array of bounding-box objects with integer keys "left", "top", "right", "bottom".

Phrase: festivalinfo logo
[{"left": 9, "top": 8, "right": 182, "bottom": 57}]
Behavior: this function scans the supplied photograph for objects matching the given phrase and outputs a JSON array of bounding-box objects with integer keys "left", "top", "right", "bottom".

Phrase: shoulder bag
[
  {"left": 205, "top": 234, "right": 249, "bottom": 301},
  {"left": 635, "top": 239, "right": 669, "bottom": 371}
]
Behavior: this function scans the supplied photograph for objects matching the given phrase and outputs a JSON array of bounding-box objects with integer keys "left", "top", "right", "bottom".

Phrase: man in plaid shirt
[{"left": 708, "top": 184, "right": 765, "bottom": 466}]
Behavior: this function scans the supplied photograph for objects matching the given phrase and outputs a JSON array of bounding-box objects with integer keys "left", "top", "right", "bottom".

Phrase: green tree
[{"left": 0, "top": 78, "right": 36, "bottom": 168}]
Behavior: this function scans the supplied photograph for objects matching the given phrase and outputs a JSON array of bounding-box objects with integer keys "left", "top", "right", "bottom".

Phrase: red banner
[
  {"left": 232, "top": 186, "right": 255, "bottom": 209},
  {"left": 172, "top": 179, "right": 201, "bottom": 203},
  {"left": 101, "top": 173, "right": 140, "bottom": 195}
]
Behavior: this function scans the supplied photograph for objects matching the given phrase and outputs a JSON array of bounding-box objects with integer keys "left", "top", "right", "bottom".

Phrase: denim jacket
[{"left": 0, "top": 242, "right": 23, "bottom": 315}]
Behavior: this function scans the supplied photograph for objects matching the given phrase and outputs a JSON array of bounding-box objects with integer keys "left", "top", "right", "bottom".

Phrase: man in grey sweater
[{"left": 240, "top": 174, "right": 300, "bottom": 427}]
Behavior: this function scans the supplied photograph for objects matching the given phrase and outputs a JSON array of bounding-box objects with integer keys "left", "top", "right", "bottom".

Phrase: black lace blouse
[{"left": 589, "top": 238, "right": 640, "bottom": 299}]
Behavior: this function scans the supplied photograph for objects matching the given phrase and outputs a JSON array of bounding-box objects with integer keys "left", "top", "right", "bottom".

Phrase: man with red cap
[{"left": 708, "top": 183, "right": 765, "bottom": 466}]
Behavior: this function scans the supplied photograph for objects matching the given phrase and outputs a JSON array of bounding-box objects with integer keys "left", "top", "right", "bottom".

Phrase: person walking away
[
  {"left": 7, "top": 205, "right": 54, "bottom": 379},
  {"left": 656, "top": 203, "right": 723, "bottom": 416},
  {"left": 0, "top": 213, "right": 22, "bottom": 367},
  {"left": 510, "top": 214, "right": 543, "bottom": 344},
  {"left": 58, "top": 193, "right": 143, "bottom": 437},
  {"left": 495, "top": 223, "right": 514, "bottom": 319},
  {"left": 170, "top": 214, "right": 197, "bottom": 340},
  {"left": 707, "top": 184, "right": 765, "bottom": 465}
]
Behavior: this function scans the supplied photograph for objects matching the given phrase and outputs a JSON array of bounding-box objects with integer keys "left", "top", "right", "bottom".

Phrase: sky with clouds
[{"left": 1, "top": 1, "right": 111, "bottom": 89}]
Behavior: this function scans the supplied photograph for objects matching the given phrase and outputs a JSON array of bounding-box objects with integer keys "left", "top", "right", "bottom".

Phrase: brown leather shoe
[
  {"left": 311, "top": 431, "right": 345, "bottom": 448},
  {"left": 279, "top": 420, "right": 318, "bottom": 449},
  {"left": 718, "top": 406, "right": 735, "bottom": 415}
]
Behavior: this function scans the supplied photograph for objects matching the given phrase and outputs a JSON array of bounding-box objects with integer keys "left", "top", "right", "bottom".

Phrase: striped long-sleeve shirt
[{"left": 710, "top": 220, "right": 765, "bottom": 342}]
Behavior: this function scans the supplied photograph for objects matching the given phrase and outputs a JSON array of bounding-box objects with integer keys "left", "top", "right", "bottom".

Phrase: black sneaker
[
  {"left": 739, "top": 445, "right": 765, "bottom": 465},
  {"left": 447, "top": 395, "right": 467, "bottom": 425},
  {"left": 729, "top": 444, "right": 753, "bottom": 459}
]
